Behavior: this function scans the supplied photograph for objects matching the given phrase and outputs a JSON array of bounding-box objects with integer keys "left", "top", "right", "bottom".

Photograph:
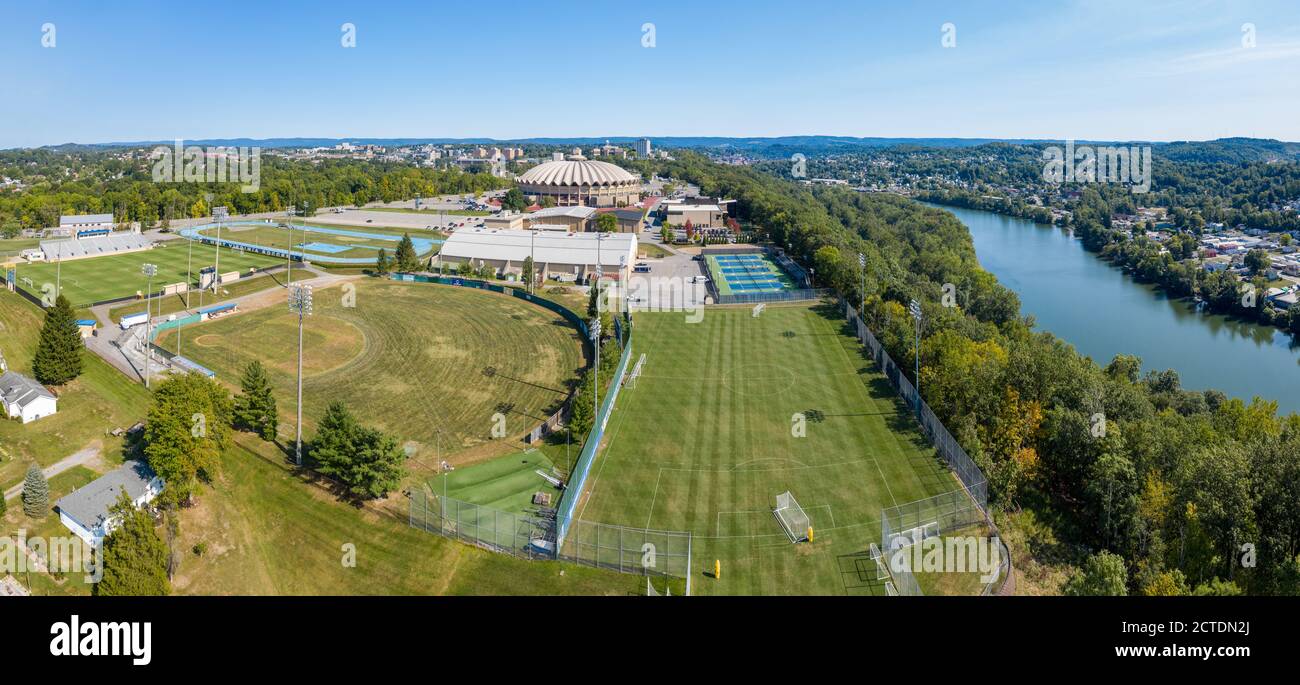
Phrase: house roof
[
  {"left": 0, "top": 370, "right": 55, "bottom": 409},
  {"left": 54, "top": 460, "right": 159, "bottom": 530}
]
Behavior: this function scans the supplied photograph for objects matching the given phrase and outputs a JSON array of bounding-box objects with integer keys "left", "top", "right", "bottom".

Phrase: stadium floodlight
[
  {"left": 289, "top": 283, "right": 314, "bottom": 466},
  {"left": 909, "top": 298, "right": 922, "bottom": 415},
  {"left": 141, "top": 263, "right": 158, "bottom": 388},
  {"left": 858, "top": 252, "right": 866, "bottom": 313},
  {"left": 589, "top": 316, "right": 601, "bottom": 421},
  {"left": 286, "top": 205, "right": 297, "bottom": 286}
]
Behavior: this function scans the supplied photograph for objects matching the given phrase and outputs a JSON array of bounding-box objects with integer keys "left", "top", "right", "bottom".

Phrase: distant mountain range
[{"left": 38, "top": 135, "right": 1300, "bottom": 163}]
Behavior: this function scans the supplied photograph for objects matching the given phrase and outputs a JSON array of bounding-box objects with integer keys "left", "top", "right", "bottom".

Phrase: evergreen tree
[
  {"left": 375, "top": 248, "right": 391, "bottom": 275},
  {"left": 233, "top": 360, "right": 278, "bottom": 441},
  {"left": 32, "top": 294, "right": 83, "bottom": 385},
  {"left": 522, "top": 256, "right": 534, "bottom": 291},
  {"left": 95, "top": 492, "right": 170, "bottom": 596},
  {"left": 309, "top": 402, "right": 407, "bottom": 499},
  {"left": 22, "top": 463, "right": 49, "bottom": 518},
  {"left": 394, "top": 233, "right": 419, "bottom": 272},
  {"left": 566, "top": 370, "right": 596, "bottom": 440}
]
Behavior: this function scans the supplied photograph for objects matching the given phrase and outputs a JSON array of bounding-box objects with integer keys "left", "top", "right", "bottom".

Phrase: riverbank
[{"left": 926, "top": 202, "right": 1300, "bottom": 414}]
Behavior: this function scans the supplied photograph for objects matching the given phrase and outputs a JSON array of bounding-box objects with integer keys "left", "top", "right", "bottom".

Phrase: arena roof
[
  {"left": 440, "top": 228, "right": 637, "bottom": 267},
  {"left": 516, "top": 159, "right": 639, "bottom": 187}
]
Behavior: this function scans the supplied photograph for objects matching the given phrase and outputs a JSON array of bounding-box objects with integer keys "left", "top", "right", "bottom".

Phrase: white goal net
[{"left": 774, "top": 491, "right": 811, "bottom": 543}]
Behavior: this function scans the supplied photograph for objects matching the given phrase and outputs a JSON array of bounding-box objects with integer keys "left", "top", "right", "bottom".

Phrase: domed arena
[{"left": 515, "top": 159, "right": 641, "bottom": 207}]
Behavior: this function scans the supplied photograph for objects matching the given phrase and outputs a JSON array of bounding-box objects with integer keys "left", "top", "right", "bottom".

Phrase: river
[{"left": 932, "top": 203, "right": 1300, "bottom": 414}]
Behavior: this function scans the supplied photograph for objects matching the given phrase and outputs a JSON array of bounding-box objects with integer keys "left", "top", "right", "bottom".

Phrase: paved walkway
[{"left": 3, "top": 441, "right": 102, "bottom": 501}]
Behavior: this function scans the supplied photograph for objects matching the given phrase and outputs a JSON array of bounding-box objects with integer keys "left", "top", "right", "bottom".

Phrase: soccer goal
[
  {"left": 752, "top": 303, "right": 766, "bottom": 318},
  {"left": 869, "top": 542, "right": 889, "bottom": 581},
  {"left": 773, "top": 491, "right": 812, "bottom": 543},
  {"left": 626, "top": 353, "right": 647, "bottom": 389}
]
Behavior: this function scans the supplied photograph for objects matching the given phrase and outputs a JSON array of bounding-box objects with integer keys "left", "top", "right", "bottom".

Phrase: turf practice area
[
  {"left": 153, "top": 279, "right": 583, "bottom": 465},
  {"left": 15, "top": 241, "right": 281, "bottom": 306},
  {"left": 431, "top": 448, "right": 563, "bottom": 518},
  {"left": 576, "top": 302, "right": 956, "bottom": 594},
  {"left": 706, "top": 253, "right": 797, "bottom": 295}
]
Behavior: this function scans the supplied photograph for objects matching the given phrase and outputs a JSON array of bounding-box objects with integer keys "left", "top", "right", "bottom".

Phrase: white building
[
  {"left": 0, "top": 370, "right": 57, "bottom": 423},
  {"left": 55, "top": 461, "right": 164, "bottom": 546},
  {"left": 436, "top": 228, "right": 637, "bottom": 284},
  {"left": 636, "top": 138, "right": 652, "bottom": 159}
]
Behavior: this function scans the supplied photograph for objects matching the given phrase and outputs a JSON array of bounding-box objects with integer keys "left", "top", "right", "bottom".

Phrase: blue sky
[{"left": 2, "top": 0, "right": 1299, "bottom": 147}]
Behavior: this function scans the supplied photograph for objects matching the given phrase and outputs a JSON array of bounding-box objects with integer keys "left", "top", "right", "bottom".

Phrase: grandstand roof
[
  {"left": 60, "top": 213, "right": 114, "bottom": 226},
  {"left": 40, "top": 233, "right": 152, "bottom": 260}
]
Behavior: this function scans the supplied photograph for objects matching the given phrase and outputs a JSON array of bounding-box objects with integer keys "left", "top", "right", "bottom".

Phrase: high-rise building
[{"left": 636, "top": 138, "right": 652, "bottom": 159}]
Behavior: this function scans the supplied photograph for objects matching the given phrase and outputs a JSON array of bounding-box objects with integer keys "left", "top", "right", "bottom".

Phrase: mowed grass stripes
[
  {"left": 153, "top": 280, "right": 584, "bottom": 466},
  {"left": 577, "top": 301, "right": 956, "bottom": 595},
  {"left": 17, "top": 240, "right": 281, "bottom": 306}
]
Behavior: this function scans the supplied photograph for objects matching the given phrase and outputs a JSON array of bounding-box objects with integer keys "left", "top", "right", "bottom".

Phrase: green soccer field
[
  {"left": 574, "top": 301, "right": 958, "bottom": 595},
  {"left": 15, "top": 241, "right": 282, "bottom": 306},
  {"left": 152, "top": 279, "right": 584, "bottom": 467}
]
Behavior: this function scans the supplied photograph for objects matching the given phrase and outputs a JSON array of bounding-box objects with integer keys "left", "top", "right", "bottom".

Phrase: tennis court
[{"left": 707, "top": 253, "right": 798, "bottom": 296}]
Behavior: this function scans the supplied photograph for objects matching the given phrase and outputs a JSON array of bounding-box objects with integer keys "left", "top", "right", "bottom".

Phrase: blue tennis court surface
[{"left": 708, "top": 253, "right": 797, "bottom": 294}]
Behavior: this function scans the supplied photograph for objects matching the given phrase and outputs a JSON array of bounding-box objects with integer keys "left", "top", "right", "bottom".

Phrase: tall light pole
[
  {"left": 211, "top": 203, "right": 227, "bottom": 294},
  {"left": 288, "top": 283, "right": 313, "bottom": 466},
  {"left": 909, "top": 298, "right": 923, "bottom": 418},
  {"left": 286, "top": 205, "right": 296, "bottom": 286},
  {"left": 141, "top": 263, "right": 158, "bottom": 388},
  {"left": 858, "top": 252, "right": 866, "bottom": 314},
  {"left": 589, "top": 314, "right": 601, "bottom": 428}
]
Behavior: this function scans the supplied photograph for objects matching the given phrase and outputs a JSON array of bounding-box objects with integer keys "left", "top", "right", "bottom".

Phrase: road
[{"left": 3, "top": 441, "right": 102, "bottom": 502}]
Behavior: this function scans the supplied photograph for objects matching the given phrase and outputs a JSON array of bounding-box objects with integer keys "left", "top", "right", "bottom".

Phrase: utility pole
[
  {"left": 141, "top": 263, "right": 158, "bottom": 388},
  {"left": 909, "top": 298, "right": 923, "bottom": 418},
  {"left": 288, "top": 283, "right": 313, "bottom": 466}
]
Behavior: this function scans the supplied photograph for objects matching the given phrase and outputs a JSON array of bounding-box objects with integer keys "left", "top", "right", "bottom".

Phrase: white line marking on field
[
  {"left": 644, "top": 469, "right": 665, "bottom": 530},
  {"left": 874, "top": 460, "right": 898, "bottom": 507}
]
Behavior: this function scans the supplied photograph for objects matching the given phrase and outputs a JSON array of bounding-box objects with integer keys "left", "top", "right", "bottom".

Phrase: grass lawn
[
  {"left": 105, "top": 273, "right": 286, "bottom": 323},
  {"left": 15, "top": 241, "right": 282, "bottom": 306},
  {"left": 1, "top": 465, "right": 103, "bottom": 596},
  {"left": 171, "top": 439, "right": 640, "bottom": 595},
  {"left": 153, "top": 279, "right": 584, "bottom": 467},
  {"left": 430, "top": 447, "right": 563, "bottom": 517},
  {"left": 637, "top": 243, "right": 672, "bottom": 259},
  {"left": 0, "top": 291, "right": 151, "bottom": 490},
  {"left": 575, "top": 302, "right": 957, "bottom": 595}
]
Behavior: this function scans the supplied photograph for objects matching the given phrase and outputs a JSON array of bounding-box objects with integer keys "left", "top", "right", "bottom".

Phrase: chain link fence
[{"left": 409, "top": 489, "right": 692, "bottom": 581}]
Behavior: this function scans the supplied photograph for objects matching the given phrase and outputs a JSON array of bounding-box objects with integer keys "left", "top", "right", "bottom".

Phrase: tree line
[{"left": 653, "top": 151, "right": 1300, "bottom": 595}]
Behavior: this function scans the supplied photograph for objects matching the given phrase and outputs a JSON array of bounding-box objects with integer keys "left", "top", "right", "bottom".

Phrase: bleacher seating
[{"left": 39, "top": 233, "right": 152, "bottom": 261}]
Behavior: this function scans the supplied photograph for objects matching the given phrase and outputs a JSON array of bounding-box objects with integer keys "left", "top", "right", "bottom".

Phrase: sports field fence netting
[{"left": 408, "top": 489, "right": 692, "bottom": 579}]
